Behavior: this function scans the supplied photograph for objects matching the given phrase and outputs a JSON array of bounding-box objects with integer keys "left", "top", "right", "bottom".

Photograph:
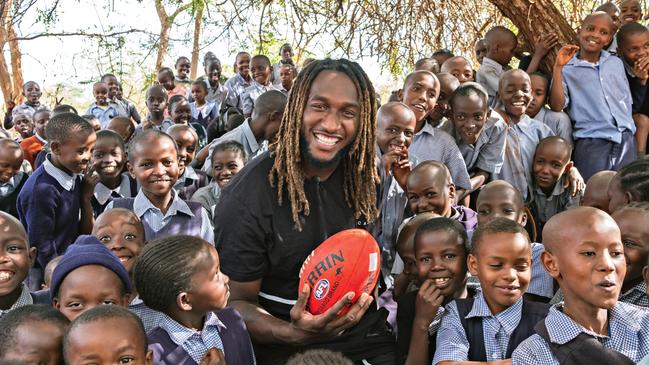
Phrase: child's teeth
[
  {"left": 0, "top": 271, "right": 14, "bottom": 282},
  {"left": 433, "top": 278, "right": 450, "bottom": 285}
]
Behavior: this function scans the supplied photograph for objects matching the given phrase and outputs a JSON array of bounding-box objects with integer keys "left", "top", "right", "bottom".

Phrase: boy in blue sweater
[{"left": 17, "top": 113, "right": 96, "bottom": 289}]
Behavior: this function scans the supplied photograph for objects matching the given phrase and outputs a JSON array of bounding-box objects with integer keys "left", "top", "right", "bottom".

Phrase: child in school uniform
[
  {"left": 17, "top": 113, "right": 96, "bottom": 288},
  {"left": 90, "top": 130, "right": 137, "bottom": 217},
  {"left": 168, "top": 124, "right": 208, "bottom": 200},
  {"left": 192, "top": 140, "right": 247, "bottom": 219},
  {"left": 526, "top": 72, "right": 573, "bottom": 144},
  {"left": 19, "top": 109, "right": 49, "bottom": 169},
  {"left": 175, "top": 56, "right": 192, "bottom": 87},
  {"left": 406, "top": 161, "right": 478, "bottom": 232},
  {"left": 63, "top": 305, "right": 153, "bottom": 365},
  {"left": 135, "top": 235, "right": 256, "bottom": 365},
  {"left": 92, "top": 208, "right": 164, "bottom": 332},
  {"left": 607, "top": 159, "right": 649, "bottom": 213},
  {"left": 241, "top": 55, "right": 280, "bottom": 118},
  {"left": 617, "top": 22, "right": 649, "bottom": 158},
  {"left": 477, "top": 180, "right": 556, "bottom": 301},
  {"left": 106, "top": 130, "right": 214, "bottom": 243},
  {"left": 397, "top": 218, "right": 475, "bottom": 365},
  {"left": 450, "top": 82, "right": 507, "bottom": 193},
  {"left": 0, "top": 139, "right": 29, "bottom": 218},
  {"left": 613, "top": 202, "right": 649, "bottom": 306},
  {"left": 0, "top": 304, "right": 69, "bottom": 364},
  {"left": 528, "top": 136, "right": 582, "bottom": 241},
  {"left": 429, "top": 73, "right": 460, "bottom": 136},
  {"left": 512, "top": 207, "right": 649, "bottom": 364},
  {"left": 136, "top": 85, "right": 173, "bottom": 135},
  {"left": 0, "top": 211, "right": 40, "bottom": 319},
  {"left": 224, "top": 51, "right": 252, "bottom": 110},
  {"left": 86, "top": 82, "right": 120, "bottom": 128},
  {"left": 11, "top": 81, "right": 48, "bottom": 122},
  {"left": 550, "top": 12, "right": 637, "bottom": 181},
  {"left": 193, "top": 58, "right": 229, "bottom": 107},
  {"left": 12, "top": 112, "right": 34, "bottom": 142},
  {"left": 434, "top": 218, "right": 550, "bottom": 364},
  {"left": 476, "top": 26, "right": 518, "bottom": 105},
  {"left": 189, "top": 80, "right": 218, "bottom": 129},
  {"left": 168, "top": 95, "right": 208, "bottom": 150},
  {"left": 401, "top": 70, "right": 472, "bottom": 192},
  {"left": 493, "top": 69, "right": 556, "bottom": 201},
  {"left": 441, "top": 56, "right": 474, "bottom": 84},
  {"left": 278, "top": 63, "right": 297, "bottom": 94}
]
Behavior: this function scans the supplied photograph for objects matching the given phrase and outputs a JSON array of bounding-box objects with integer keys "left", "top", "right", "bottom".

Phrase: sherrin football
[{"left": 298, "top": 228, "right": 381, "bottom": 315}]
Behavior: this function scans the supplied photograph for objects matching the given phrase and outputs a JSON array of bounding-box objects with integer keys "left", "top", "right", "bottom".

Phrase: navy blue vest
[{"left": 456, "top": 298, "right": 550, "bottom": 361}]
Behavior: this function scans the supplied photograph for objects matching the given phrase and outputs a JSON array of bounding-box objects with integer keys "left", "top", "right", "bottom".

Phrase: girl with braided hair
[{"left": 214, "top": 58, "right": 396, "bottom": 364}]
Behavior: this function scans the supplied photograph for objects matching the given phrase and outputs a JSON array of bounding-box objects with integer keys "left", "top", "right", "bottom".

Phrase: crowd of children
[{"left": 2, "top": 5, "right": 649, "bottom": 364}]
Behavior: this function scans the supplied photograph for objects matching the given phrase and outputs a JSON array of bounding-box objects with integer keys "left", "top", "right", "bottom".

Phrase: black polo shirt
[{"left": 215, "top": 152, "right": 395, "bottom": 363}]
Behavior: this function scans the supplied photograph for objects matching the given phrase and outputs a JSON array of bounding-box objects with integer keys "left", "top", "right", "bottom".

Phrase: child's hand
[
  {"left": 392, "top": 148, "right": 411, "bottom": 190},
  {"left": 554, "top": 45, "right": 579, "bottom": 67},
  {"left": 563, "top": 165, "right": 585, "bottom": 197},
  {"left": 413, "top": 279, "right": 444, "bottom": 328},
  {"left": 200, "top": 348, "right": 227, "bottom": 365},
  {"left": 634, "top": 56, "right": 649, "bottom": 85},
  {"left": 534, "top": 34, "right": 559, "bottom": 57},
  {"left": 81, "top": 166, "right": 99, "bottom": 199}
]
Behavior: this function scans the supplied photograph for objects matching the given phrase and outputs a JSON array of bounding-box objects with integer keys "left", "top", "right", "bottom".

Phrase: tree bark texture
[{"left": 190, "top": 0, "right": 204, "bottom": 80}]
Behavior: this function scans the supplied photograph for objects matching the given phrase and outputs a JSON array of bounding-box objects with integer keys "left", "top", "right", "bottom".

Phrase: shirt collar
[
  {"left": 1, "top": 172, "right": 24, "bottom": 189},
  {"left": 160, "top": 311, "right": 227, "bottom": 347},
  {"left": 132, "top": 189, "right": 194, "bottom": 218},
  {"left": 620, "top": 281, "right": 648, "bottom": 300},
  {"left": 568, "top": 50, "right": 608, "bottom": 67},
  {"left": 482, "top": 57, "right": 504, "bottom": 72},
  {"left": 35, "top": 133, "right": 47, "bottom": 144},
  {"left": 43, "top": 155, "right": 77, "bottom": 191},
  {"left": 415, "top": 121, "right": 436, "bottom": 137},
  {"left": 175, "top": 166, "right": 200, "bottom": 188},
  {"left": 533, "top": 176, "right": 567, "bottom": 198},
  {"left": 466, "top": 292, "right": 524, "bottom": 335},
  {"left": 0, "top": 284, "right": 33, "bottom": 317},
  {"left": 241, "top": 119, "right": 260, "bottom": 151},
  {"left": 94, "top": 174, "right": 132, "bottom": 205},
  {"left": 533, "top": 106, "right": 548, "bottom": 122}
]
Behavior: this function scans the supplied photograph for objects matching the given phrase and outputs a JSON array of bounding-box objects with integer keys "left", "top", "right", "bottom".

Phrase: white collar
[
  {"left": 43, "top": 156, "right": 77, "bottom": 191},
  {"left": 94, "top": 174, "right": 132, "bottom": 205}
]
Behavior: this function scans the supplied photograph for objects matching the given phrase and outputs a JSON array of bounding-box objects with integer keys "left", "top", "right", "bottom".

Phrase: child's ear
[
  {"left": 519, "top": 211, "right": 528, "bottom": 228},
  {"left": 564, "top": 161, "right": 574, "bottom": 174},
  {"left": 50, "top": 141, "right": 61, "bottom": 156},
  {"left": 448, "top": 183, "right": 456, "bottom": 200},
  {"left": 467, "top": 253, "right": 479, "bottom": 276},
  {"left": 28, "top": 247, "right": 36, "bottom": 268},
  {"left": 541, "top": 250, "right": 560, "bottom": 279},
  {"left": 126, "top": 161, "right": 135, "bottom": 178},
  {"left": 397, "top": 88, "right": 404, "bottom": 102},
  {"left": 145, "top": 350, "right": 154, "bottom": 365},
  {"left": 625, "top": 191, "right": 633, "bottom": 205},
  {"left": 52, "top": 297, "right": 60, "bottom": 311},
  {"left": 177, "top": 292, "right": 192, "bottom": 311}
]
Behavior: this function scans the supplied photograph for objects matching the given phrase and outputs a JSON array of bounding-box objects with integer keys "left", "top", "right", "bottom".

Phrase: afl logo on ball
[{"left": 314, "top": 279, "right": 330, "bottom": 300}]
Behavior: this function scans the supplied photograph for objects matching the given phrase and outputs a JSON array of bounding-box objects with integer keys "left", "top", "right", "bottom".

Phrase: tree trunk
[
  {"left": 156, "top": 21, "right": 171, "bottom": 71},
  {"left": 8, "top": 25, "right": 23, "bottom": 104},
  {"left": 487, "top": 0, "right": 579, "bottom": 74},
  {"left": 190, "top": 0, "right": 204, "bottom": 80},
  {"left": 0, "top": 0, "right": 13, "bottom": 105}
]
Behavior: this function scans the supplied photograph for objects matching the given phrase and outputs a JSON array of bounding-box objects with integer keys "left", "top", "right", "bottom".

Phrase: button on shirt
[
  {"left": 458, "top": 111, "right": 507, "bottom": 174},
  {"left": 434, "top": 294, "right": 525, "bottom": 363},
  {"left": 409, "top": 122, "right": 472, "bottom": 190},
  {"left": 512, "top": 302, "right": 649, "bottom": 364},
  {"left": 159, "top": 312, "right": 225, "bottom": 364},
  {"left": 560, "top": 51, "right": 636, "bottom": 143},
  {"left": 0, "top": 172, "right": 24, "bottom": 196},
  {"left": 0, "top": 284, "right": 33, "bottom": 318}
]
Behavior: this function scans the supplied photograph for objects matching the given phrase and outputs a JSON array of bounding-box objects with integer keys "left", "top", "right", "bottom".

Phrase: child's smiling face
[
  {"left": 91, "top": 138, "right": 125, "bottom": 182},
  {"left": 400, "top": 72, "right": 440, "bottom": 124},
  {"left": 620, "top": 0, "right": 642, "bottom": 24},
  {"left": 451, "top": 93, "right": 489, "bottom": 145},
  {"left": 578, "top": 13, "right": 614, "bottom": 55},
  {"left": 0, "top": 213, "right": 35, "bottom": 300},
  {"left": 128, "top": 135, "right": 179, "bottom": 200},
  {"left": 415, "top": 229, "right": 467, "bottom": 300},
  {"left": 94, "top": 211, "right": 145, "bottom": 275},
  {"left": 250, "top": 58, "right": 271, "bottom": 85},
  {"left": 23, "top": 82, "right": 42, "bottom": 104},
  {"left": 499, "top": 70, "right": 532, "bottom": 120}
]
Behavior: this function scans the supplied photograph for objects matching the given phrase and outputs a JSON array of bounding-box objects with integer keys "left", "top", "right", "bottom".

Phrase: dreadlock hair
[
  {"left": 286, "top": 349, "right": 353, "bottom": 365},
  {"left": 133, "top": 235, "right": 211, "bottom": 313},
  {"left": 0, "top": 305, "right": 69, "bottom": 357},
  {"left": 618, "top": 159, "right": 649, "bottom": 203},
  {"left": 268, "top": 58, "right": 379, "bottom": 229}
]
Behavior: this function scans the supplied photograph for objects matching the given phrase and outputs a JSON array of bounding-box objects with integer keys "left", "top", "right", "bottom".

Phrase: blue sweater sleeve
[{"left": 22, "top": 181, "right": 61, "bottom": 267}]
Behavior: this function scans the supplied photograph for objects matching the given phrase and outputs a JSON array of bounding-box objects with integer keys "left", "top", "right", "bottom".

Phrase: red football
[{"left": 298, "top": 229, "right": 381, "bottom": 315}]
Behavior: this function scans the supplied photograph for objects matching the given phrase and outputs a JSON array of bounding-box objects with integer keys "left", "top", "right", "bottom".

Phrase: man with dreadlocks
[{"left": 214, "top": 58, "right": 396, "bottom": 364}]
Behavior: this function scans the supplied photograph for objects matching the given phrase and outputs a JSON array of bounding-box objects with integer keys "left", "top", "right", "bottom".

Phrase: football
[{"left": 298, "top": 228, "right": 381, "bottom": 315}]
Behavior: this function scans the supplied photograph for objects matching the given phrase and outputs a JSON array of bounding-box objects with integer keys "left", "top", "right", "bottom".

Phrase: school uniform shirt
[
  {"left": 188, "top": 80, "right": 229, "bottom": 108},
  {"left": 532, "top": 107, "right": 573, "bottom": 145},
  {"left": 493, "top": 115, "right": 554, "bottom": 201},
  {"left": 511, "top": 302, "right": 649, "bottom": 364},
  {"left": 458, "top": 110, "right": 507, "bottom": 174},
  {"left": 153, "top": 311, "right": 225, "bottom": 364},
  {"left": 201, "top": 119, "right": 262, "bottom": 176},
  {"left": 190, "top": 183, "right": 220, "bottom": 221},
  {"left": 17, "top": 156, "right": 82, "bottom": 269},
  {"left": 0, "top": 172, "right": 24, "bottom": 197},
  {"left": 116, "top": 98, "right": 142, "bottom": 124},
  {"left": 559, "top": 51, "right": 636, "bottom": 143},
  {"left": 528, "top": 242, "right": 555, "bottom": 300},
  {"left": 133, "top": 119, "right": 174, "bottom": 136},
  {"left": 409, "top": 122, "right": 472, "bottom": 190},
  {"left": 190, "top": 101, "right": 218, "bottom": 127},
  {"left": 86, "top": 102, "right": 121, "bottom": 129},
  {"left": 105, "top": 189, "right": 214, "bottom": 244},
  {"left": 92, "top": 174, "right": 136, "bottom": 217},
  {"left": 529, "top": 177, "right": 582, "bottom": 242},
  {"left": 129, "top": 295, "right": 166, "bottom": 333},
  {"left": 434, "top": 293, "right": 525, "bottom": 363},
  {"left": 224, "top": 74, "right": 252, "bottom": 109},
  {"left": 240, "top": 81, "right": 280, "bottom": 115},
  {"left": 622, "top": 58, "right": 649, "bottom": 116},
  {"left": 12, "top": 102, "right": 48, "bottom": 118},
  {"left": 476, "top": 57, "right": 509, "bottom": 106},
  {"left": 619, "top": 282, "right": 649, "bottom": 307},
  {"left": 20, "top": 134, "right": 47, "bottom": 169},
  {"left": 0, "top": 283, "right": 33, "bottom": 318},
  {"left": 173, "top": 166, "right": 208, "bottom": 201}
]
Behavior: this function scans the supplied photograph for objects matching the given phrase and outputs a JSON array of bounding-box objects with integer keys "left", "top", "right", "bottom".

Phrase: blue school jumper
[
  {"left": 111, "top": 197, "right": 204, "bottom": 241},
  {"left": 455, "top": 298, "right": 550, "bottom": 361},
  {"left": 91, "top": 175, "right": 138, "bottom": 217},
  {"left": 147, "top": 307, "right": 256, "bottom": 365}
]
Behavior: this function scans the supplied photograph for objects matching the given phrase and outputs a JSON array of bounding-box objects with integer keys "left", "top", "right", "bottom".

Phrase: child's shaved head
[
  {"left": 536, "top": 135, "right": 572, "bottom": 162},
  {"left": 484, "top": 26, "right": 517, "bottom": 49},
  {"left": 127, "top": 130, "right": 177, "bottom": 163},
  {"left": 543, "top": 206, "right": 618, "bottom": 254},
  {"left": 581, "top": 170, "right": 616, "bottom": 212},
  {"left": 414, "top": 57, "right": 440, "bottom": 73},
  {"left": 582, "top": 11, "right": 616, "bottom": 32},
  {"left": 377, "top": 102, "right": 415, "bottom": 128}
]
